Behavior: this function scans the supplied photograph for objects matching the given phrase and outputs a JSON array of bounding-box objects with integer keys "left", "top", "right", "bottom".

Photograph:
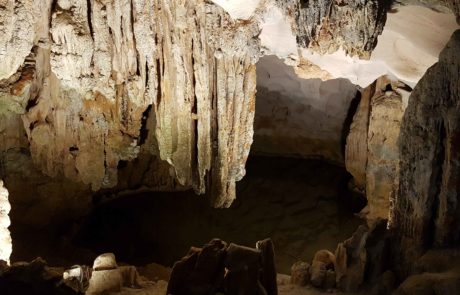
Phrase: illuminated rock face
[
  {"left": 0, "top": 0, "right": 392, "bottom": 208},
  {"left": 1, "top": 0, "right": 260, "bottom": 208},
  {"left": 301, "top": 6, "right": 459, "bottom": 88},
  {"left": 0, "top": 0, "right": 456, "bottom": 210},
  {"left": 0, "top": 180, "right": 12, "bottom": 265},
  {"left": 345, "top": 77, "right": 406, "bottom": 221}
]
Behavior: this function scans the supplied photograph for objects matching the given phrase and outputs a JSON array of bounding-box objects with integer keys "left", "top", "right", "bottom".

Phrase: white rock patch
[
  {"left": 211, "top": 0, "right": 261, "bottom": 20},
  {"left": 259, "top": 5, "right": 298, "bottom": 58},
  {"left": 0, "top": 180, "right": 12, "bottom": 265},
  {"left": 301, "top": 6, "right": 459, "bottom": 88}
]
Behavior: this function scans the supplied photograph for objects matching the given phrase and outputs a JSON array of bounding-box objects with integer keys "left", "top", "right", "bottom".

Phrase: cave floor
[{"left": 11, "top": 157, "right": 364, "bottom": 276}]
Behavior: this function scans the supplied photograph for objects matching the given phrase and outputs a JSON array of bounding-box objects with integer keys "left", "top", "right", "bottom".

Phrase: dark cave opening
[{"left": 73, "top": 156, "right": 366, "bottom": 274}]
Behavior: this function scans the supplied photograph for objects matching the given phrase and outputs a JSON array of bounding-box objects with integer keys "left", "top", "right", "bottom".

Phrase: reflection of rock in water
[{"left": 76, "top": 157, "right": 365, "bottom": 273}]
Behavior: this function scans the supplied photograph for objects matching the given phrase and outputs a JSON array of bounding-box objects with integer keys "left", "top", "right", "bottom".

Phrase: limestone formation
[
  {"left": 290, "top": 261, "right": 310, "bottom": 286},
  {"left": 167, "top": 238, "right": 277, "bottom": 295},
  {"left": 0, "top": 258, "right": 74, "bottom": 294},
  {"left": 0, "top": 0, "right": 397, "bottom": 208},
  {"left": 1, "top": 0, "right": 260, "bottom": 208},
  {"left": 345, "top": 76, "right": 407, "bottom": 222},
  {"left": 256, "top": 238, "right": 278, "bottom": 295},
  {"left": 310, "top": 250, "right": 335, "bottom": 288},
  {"left": 335, "top": 229, "right": 364, "bottom": 291},
  {"left": 345, "top": 82, "right": 375, "bottom": 191},
  {"left": 93, "top": 253, "right": 118, "bottom": 271},
  {"left": 276, "top": 0, "right": 390, "bottom": 58},
  {"left": 0, "top": 180, "right": 12, "bottom": 265},
  {"left": 366, "top": 78, "right": 406, "bottom": 221},
  {"left": 393, "top": 29, "right": 460, "bottom": 271},
  {"left": 87, "top": 253, "right": 142, "bottom": 295},
  {"left": 167, "top": 239, "right": 227, "bottom": 295}
]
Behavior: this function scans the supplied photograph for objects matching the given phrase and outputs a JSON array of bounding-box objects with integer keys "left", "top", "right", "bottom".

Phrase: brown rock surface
[
  {"left": 393, "top": 29, "right": 460, "bottom": 271},
  {"left": 277, "top": 0, "right": 390, "bottom": 58},
  {"left": 366, "top": 78, "right": 405, "bottom": 221},
  {"left": 345, "top": 76, "right": 407, "bottom": 222},
  {"left": 310, "top": 250, "right": 335, "bottom": 288},
  {"left": 0, "top": 0, "right": 392, "bottom": 209},
  {"left": 290, "top": 261, "right": 310, "bottom": 286}
]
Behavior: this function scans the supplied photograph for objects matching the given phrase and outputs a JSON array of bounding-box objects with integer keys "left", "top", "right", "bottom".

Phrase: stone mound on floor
[{"left": 167, "top": 238, "right": 277, "bottom": 295}]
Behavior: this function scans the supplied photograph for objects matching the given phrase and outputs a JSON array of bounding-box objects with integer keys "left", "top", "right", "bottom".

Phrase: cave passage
[{"left": 75, "top": 156, "right": 365, "bottom": 274}]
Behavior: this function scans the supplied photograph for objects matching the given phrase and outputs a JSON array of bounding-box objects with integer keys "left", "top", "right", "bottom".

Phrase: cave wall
[
  {"left": 254, "top": 55, "right": 357, "bottom": 162},
  {"left": 393, "top": 29, "right": 460, "bottom": 269},
  {"left": 0, "top": 0, "right": 392, "bottom": 210},
  {"left": 301, "top": 6, "right": 459, "bottom": 88},
  {"left": 1, "top": 0, "right": 261, "bottom": 208}
]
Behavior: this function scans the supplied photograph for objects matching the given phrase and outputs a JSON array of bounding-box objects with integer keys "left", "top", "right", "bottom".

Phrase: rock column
[{"left": 0, "top": 180, "right": 12, "bottom": 265}]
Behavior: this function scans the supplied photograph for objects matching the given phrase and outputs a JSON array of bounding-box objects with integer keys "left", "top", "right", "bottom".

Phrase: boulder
[
  {"left": 256, "top": 238, "right": 277, "bottom": 295},
  {"left": 310, "top": 250, "right": 335, "bottom": 288},
  {"left": 167, "top": 238, "right": 277, "bottom": 295},
  {"left": 290, "top": 261, "right": 310, "bottom": 286},
  {"left": 0, "top": 258, "right": 76, "bottom": 295},
  {"left": 86, "top": 253, "right": 142, "bottom": 295},
  {"left": 92, "top": 253, "right": 117, "bottom": 271},
  {"left": 224, "top": 243, "right": 264, "bottom": 295},
  {"left": 395, "top": 272, "right": 460, "bottom": 295},
  {"left": 324, "top": 269, "right": 336, "bottom": 289},
  {"left": 86, "top": 269, "right": 123, "bottom": 295},
  {"left": 167, "top": 239, "right": 227, "bottom": 295},
  {"left": 370, "top": 270, "right": 396, "bottom": 295},
  {"left": 334, "top": 225, "right": 368, "bottom": 292}
]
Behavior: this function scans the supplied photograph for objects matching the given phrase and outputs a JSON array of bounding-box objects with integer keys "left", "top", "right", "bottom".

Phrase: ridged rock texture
[
  {"left": 393, "top": 29, "right": 460, "bottom": 272},
  {"left": 0, "top": 0, "right": 393, "bottom": 208},
  {"left": 346, "top": 76, "right": 407, "bottom": 221},
  {"left": 0, "top": 180, "right": 12, "bottom": 265},
  {"left": 1, "top": 0, "right": 260, "bottom": 208},
  {"left": 276, "top": 0, "right": 390, "bottom": 58}
]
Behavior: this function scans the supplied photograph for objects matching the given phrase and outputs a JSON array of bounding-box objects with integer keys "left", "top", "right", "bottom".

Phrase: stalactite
[{"left": 0, "top": 0, "right": 391, "bottom": 207}]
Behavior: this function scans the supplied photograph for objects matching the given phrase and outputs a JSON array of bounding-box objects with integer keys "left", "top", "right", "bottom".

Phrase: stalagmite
[{"left": 0, "top": 180, "right": 12, "bottom": 265}]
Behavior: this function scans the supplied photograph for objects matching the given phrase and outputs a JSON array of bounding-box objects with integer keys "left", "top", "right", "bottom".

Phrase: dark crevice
[
  {"left": 50, "top": 0, "right": 58, "bottom": 28},
  {"left": 341, "top": 89, "right": 361, "bottom": 158},
  {"left": 29, "top": 121, "right": 39, "bottom": 131},
  {"left": 156, "top": 57, "right": 162, "bottom": 105},
  {"left": 138, "top": 105, "right": 152, "bottom": 146},
  {"left": 398, "top": 83, "right": 413, "bottom": 93},
  {"left": 145, "top": 60, "right": 149, "bottom": 88},
  {"left": 117, "top": 160, "right": 128, "bottom": 169},
  {"left": 25, "top": 98, "right": 39, "bottom": 112},
  {"left": 135, "top": 55, "right": 141, "bottom": 76},
  {"left": 384, "top": 83, "right": 393, "bottom": 92},
  {"left": 86, "top": 0, "right": 94, "bottom": 39},
  {"left": 191, "top": 39, "right": 199, "bottom": 181},
  {"left": 69, "top": 146, "right": 79, "bottom": 152},
  {"left": 426, "top": 120, "right": 446, "bottom": 248}
]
